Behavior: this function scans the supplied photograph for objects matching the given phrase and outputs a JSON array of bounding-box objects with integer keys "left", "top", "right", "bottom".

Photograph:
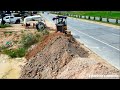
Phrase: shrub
[
  {"left": 34, "top": 32, "right": 43, "bottom": 41},
  {"left": 16, "top": 48, "right": 26, "bottom": 57},
  {"left": 2, "top": 48, "right": 26, "bottom": 58},
  {"left": 20, "top": 33, "right": 40, "bottom": 48},
  {"left": 2, "top": 49, "right": 16, "bottom": 58},
  {"left": 41, "top": 29, "right": 49, "bottom": 35}
]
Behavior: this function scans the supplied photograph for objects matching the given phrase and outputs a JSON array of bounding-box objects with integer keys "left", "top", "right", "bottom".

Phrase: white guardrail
[{"left": 54, "top": 13, "right": 120, "bottom": 24}]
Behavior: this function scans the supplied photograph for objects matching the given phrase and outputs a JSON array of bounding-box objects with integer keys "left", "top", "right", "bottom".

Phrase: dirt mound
[
  {"left": 25, "top": 32, "right": 65, "bottom": 60},
  {"left": 20, "top": 32, "right": 120, "bottom": 79},
  {"left": 20, "top": 32, "right": 89, "bottom": 79}
]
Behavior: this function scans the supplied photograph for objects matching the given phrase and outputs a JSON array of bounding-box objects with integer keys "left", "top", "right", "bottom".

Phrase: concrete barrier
[
  {"left": 68, "top": 14, "right": 120, "bottom": 24},
  {"left": 82, "top": 16, "right": 85, "bottom": 18},
  {"left": 102, "top": 18, "right": 107, "bottom": 22},
  {"left": 86, "top": 16, "right": 89, "bottom": 19},
  {"left": 109, "top": 19, "right": 117, "bottom": 23},
  {"left": 95, "top": 17, "right": 100, "bottom": 20},
  {"left": 90, "top": 16, "right": 94, "bottom": 20},
  {"left": 118, "top": 20, "right": 120, "bottom": 23},
  {"left": 78, "top": 15, "right": 80, "bottom": 18}
]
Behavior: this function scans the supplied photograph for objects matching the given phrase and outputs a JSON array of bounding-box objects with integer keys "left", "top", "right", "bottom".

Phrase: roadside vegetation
[
  {"left": 0, "top": 29, "right": 49, "bottom": 58},
  {"left": 53, "top": 11, "right": 120, "bottom": 26},
  {"left": 0, "top": 24, "right": 12, "bottom": 28},
  {"left": 57, "top": 11, "right": 120, "bottom": 19}
]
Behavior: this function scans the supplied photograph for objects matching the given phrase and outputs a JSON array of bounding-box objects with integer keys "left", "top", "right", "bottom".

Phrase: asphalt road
[{"left": 41, "top": 12, "right": 120, "bottom": 69}]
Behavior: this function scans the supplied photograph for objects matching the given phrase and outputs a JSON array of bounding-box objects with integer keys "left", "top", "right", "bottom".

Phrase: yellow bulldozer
[{"left": 53, "top": 16, "right": 70, "bottom": 34}]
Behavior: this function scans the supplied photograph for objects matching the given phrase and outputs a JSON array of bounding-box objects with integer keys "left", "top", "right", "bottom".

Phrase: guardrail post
[
  {"left": 107, "top": 18, "right": 109, "bottom": 22},
  {"left": 94, "top": 16, "right": 95, "bottom": 20},
  {"left": 100, "top": 16, "right": 102, "bottom": 21},
  {"left": 84, "top": 16, "right": 86, "bottom": 19},
  {"left": 116, "top": 18, "right": 118, "bottom": 24},
  {"left": 80, "top": 15, "right": 81, "bottom": 18},
  {"left": 88, "top": 16, "right": 90, "bottom": 19}
]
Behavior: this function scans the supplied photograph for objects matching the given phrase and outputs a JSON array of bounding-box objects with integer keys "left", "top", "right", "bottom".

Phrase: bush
[
  {"left": 0, "top": 24, "right": 12, "bottom": 28},
  {"left": 16, "top": 48, "right": 26, "bottom": 57},
  {"left": 2, "top": 48, "right": 26, "bottom": 58},
  {"left": 41, "top": 29, "right": 49, "bottom": 35},
  {"left": 34, "top": 32, "right": 43, "bottom": 41},
  {"left": 20, "top": 33, "right": 40, "bottom": 48}
]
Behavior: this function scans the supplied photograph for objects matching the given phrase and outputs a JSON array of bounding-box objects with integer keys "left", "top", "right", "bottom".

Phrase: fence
[{"left": 61, "top": 13, "right": 120, "bottom": 24}]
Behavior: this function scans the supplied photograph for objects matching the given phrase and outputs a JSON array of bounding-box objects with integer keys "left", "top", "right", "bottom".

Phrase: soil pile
[
  {"left": 20, "top": 32, "right": 120, "bottom": 79},
  {"left": 20, "top": 32, "right": 89, "bottom": 79}
]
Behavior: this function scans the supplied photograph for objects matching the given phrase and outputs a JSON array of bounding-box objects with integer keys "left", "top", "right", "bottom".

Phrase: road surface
[{"left": 41, "top": 12, "right": 120, "bottom": 70}]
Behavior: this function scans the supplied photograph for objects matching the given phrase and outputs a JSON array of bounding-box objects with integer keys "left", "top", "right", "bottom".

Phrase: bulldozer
[{"left": 52, "top": 16, "right": 69, "bottom": 34}]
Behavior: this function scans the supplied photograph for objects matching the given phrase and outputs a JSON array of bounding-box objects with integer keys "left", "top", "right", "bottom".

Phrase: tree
[{"left": 1, "top": 12, "right": 6, "bottom": 25}]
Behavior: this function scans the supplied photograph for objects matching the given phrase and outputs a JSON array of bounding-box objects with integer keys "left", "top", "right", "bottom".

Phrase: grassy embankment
[{"left": 55, "top": 11, "right": 120, "bottom": 25}]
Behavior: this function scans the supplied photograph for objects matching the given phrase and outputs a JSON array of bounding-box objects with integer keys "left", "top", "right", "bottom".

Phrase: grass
[
  {"left": 53, "top": 11, "right": 120, "bottom": 26},
  {"left": 0, "top": 24, "right": 12, "bottom": 28},
  {"left": 56, "top": 11, "right": 120, "bottom": 19}
]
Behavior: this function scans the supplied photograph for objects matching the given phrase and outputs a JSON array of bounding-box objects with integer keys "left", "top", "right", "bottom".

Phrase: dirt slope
[{"left": 20, "top": 32, "right": 120, "bottom": 79}]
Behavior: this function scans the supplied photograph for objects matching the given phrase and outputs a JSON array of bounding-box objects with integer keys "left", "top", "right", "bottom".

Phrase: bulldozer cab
[{"left": 53, "top": 16, "right": 67, "bottom": 33}]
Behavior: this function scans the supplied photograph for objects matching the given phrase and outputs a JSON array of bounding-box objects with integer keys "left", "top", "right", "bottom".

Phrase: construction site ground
[{"left": 0, "top": 20, "right": 120, "bottom": 79}]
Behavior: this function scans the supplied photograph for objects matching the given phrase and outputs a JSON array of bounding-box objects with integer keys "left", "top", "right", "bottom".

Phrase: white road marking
[
  {"left": 68, "top": 26, "right": 120, "bottom": 51},
  {"left": 112, "top": 33, "right": 120, "bottom": 37}
]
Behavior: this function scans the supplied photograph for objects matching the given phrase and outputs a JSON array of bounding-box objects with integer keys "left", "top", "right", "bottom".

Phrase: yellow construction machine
[{"left": 52, "top": 16, "right": 68, "bottom": 34}]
